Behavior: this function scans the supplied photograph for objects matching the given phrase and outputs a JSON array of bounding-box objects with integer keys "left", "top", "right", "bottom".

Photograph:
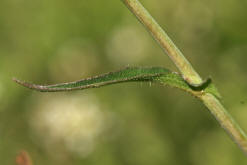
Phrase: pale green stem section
[
  {"left": 199, "top": 93, "right": 247, "bottom": 155},
  {"left": 121, "top": 0, "right": 203, "bottom": 85},
  {"left": 121, "top": 0, "right": 247, "bottom": 155}
]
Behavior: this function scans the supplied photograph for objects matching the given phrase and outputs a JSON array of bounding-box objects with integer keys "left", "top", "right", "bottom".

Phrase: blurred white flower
[{"left": 30, "top": 93, "right": 112, "bottom": 157}]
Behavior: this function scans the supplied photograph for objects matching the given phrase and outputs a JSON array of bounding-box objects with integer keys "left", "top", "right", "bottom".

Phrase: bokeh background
[{"left": 1, "top": 0, "right": 247, "bottom": 164}]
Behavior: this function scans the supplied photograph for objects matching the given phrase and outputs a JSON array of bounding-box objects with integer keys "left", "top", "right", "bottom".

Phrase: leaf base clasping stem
[{"left": 121, "top": 0, "right": 247, "bottom": 155}]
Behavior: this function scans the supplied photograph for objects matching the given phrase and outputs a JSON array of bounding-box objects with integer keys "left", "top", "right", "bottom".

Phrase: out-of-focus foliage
[{"left": 0, "top": 0, "right": 247, "bottom": 164}]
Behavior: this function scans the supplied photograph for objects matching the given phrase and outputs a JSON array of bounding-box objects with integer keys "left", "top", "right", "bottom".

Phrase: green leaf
[{"left": 13, "top": 66, "right": 221, "bottom": 99}]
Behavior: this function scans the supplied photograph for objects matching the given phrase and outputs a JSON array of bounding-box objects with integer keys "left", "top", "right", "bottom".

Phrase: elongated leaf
[{"left": 13, "top": 66, "right": 220, "bottom": 98}]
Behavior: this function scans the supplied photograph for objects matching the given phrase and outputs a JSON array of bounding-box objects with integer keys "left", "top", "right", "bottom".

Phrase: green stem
[
  {"left": 199, "top": 93, "right": 247, "bottom": 155},
  {"left": 121, "top": 0, "right": 202, "bottom": 85},
  {"left": 121, "top": 0, "right": 247, "bottom": 155}
]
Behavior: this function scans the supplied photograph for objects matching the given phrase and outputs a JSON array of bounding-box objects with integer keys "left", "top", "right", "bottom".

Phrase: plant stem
[
  {"left": 121, "top": 0, "right": 247, "bottom": 155},
  {"left": 199, "top": 93, "right": 247, "bottom": 154},
  {"left": 121, "top": 0, "right": 202, "bottom": 86}
]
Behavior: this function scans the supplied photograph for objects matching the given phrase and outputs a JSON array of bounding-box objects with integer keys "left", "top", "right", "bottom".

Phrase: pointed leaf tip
[{"left": 13, "top": 66, "right": 220, "bottom": 98}]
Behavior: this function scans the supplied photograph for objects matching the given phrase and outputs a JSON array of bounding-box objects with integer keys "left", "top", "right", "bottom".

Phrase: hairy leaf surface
[{"left": 13, "top": 67, "right": 220, "bottom": 98}]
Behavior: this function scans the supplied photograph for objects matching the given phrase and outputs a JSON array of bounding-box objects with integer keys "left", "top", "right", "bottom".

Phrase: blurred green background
[{"left": 1, "top": 0, "right": 247, "bottom": 164}]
